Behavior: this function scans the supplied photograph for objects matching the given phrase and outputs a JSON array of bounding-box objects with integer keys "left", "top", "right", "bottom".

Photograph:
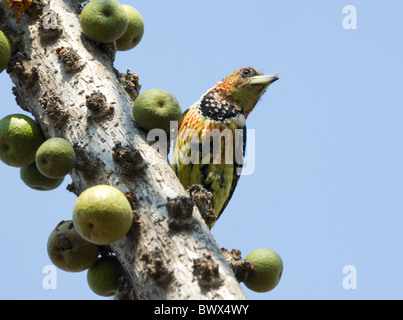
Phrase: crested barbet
[{"left": 172, "top": 67, "right": 278, "bottom": 228}]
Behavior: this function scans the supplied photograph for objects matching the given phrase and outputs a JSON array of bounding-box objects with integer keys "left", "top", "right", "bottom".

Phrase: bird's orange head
[{"left": 215, "top": 67, "right": 278, "bottom": 118}]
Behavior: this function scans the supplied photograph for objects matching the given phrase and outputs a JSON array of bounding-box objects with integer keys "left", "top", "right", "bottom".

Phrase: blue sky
[{"left": 1, "top": 0, "right": 403, "bottom": 300}]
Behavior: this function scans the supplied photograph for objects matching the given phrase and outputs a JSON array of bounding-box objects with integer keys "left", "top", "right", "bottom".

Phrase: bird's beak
[{"left": 249, "top": 74, "right": 279, "bottom": 86}]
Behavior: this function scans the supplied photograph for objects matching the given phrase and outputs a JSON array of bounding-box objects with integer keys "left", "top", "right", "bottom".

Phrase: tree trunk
[{"left": 0, "top": 0, "right": 247, "bottom": 300}]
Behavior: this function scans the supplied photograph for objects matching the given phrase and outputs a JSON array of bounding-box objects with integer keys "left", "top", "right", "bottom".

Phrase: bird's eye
[{"left": 240, "top": 68, "right": 256, "bottom": 78}]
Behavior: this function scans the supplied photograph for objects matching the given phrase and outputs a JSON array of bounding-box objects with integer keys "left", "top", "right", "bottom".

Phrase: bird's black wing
[{"left": 216, "top": 125, "right": 247, "bottom": 218}]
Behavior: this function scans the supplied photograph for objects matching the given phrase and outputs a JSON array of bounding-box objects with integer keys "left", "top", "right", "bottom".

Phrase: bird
[{"left": 172, "top": 67, "right": 278, "bottom": 228}]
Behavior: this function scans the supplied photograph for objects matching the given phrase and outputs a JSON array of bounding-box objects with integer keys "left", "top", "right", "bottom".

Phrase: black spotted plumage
[{"left": 199, "top": 89, "right": 242, "bottom": 121}]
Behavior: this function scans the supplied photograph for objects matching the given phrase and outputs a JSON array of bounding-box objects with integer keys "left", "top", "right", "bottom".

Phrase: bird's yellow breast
[{"left": 172, "top": 106, "right": 240, "bottom": 217}]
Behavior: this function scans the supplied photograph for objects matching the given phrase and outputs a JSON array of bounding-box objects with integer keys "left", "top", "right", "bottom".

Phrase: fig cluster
[
  {"left": 0, "top": 113, "right": 129, "bottom": 296},
  {"left": 47, "top": 184, "right": 132, "bottom": 297},
  {"left": 80, "top": 0, "right": 144, "bottom": 51},
  {"left": 0, "top": 114, "right": 75, "bottom": 191},
  {"left": 47, "top": 219, "right": 126, "bottom": 297}
]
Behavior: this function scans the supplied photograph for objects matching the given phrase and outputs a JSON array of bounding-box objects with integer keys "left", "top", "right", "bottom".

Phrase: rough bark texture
[{"left": 0, "top": 0, "right": 247, "bottom": 299}]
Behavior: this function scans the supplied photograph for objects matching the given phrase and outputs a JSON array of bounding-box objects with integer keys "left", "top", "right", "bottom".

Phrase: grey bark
[{"left": 0, "top": 0, "right": 247, "bottom": 299}]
